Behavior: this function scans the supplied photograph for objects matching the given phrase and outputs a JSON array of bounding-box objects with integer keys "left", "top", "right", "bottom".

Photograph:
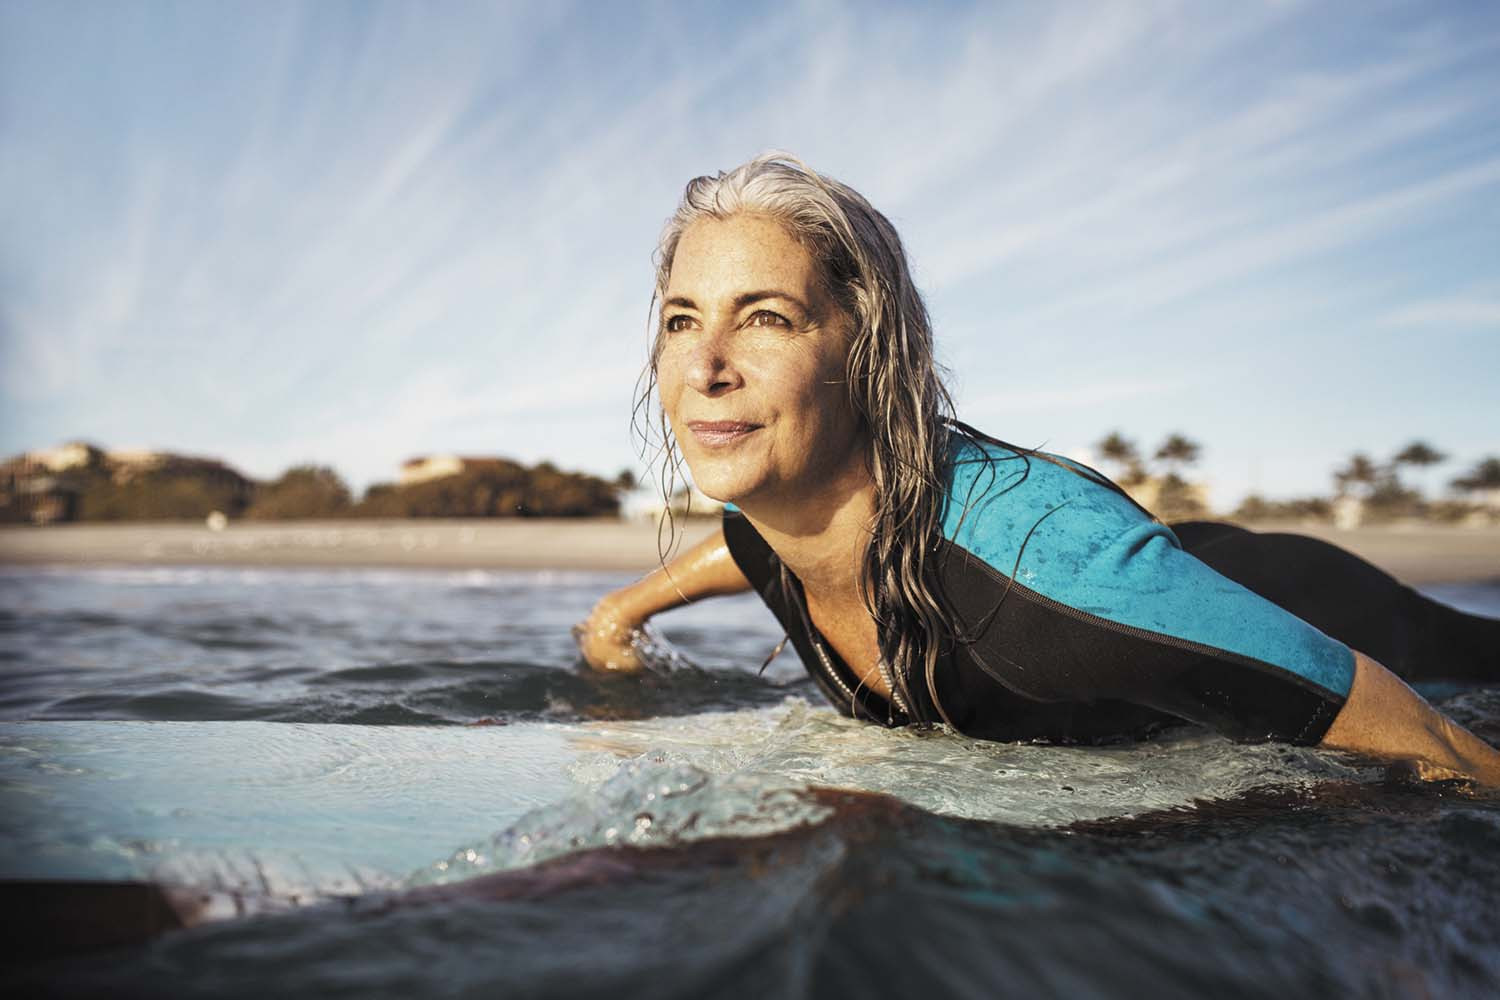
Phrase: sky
[{"left": 2, "top": 0, "right": 1497, "bottom": 510}]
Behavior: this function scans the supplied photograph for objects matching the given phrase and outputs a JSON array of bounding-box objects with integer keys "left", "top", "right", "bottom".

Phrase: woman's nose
[{"left": 684, "top": 329, "right": 743, "bottom": 397}]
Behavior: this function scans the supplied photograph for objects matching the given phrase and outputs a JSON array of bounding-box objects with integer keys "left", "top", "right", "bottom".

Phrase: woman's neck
[{"left": 736, "top": 457, "right": 876, "bottom": 599}]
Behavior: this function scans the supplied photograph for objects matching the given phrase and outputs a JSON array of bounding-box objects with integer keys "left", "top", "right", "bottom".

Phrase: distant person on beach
[{"left": 576, "top": 153, "right": 1500, "bottom": 785}]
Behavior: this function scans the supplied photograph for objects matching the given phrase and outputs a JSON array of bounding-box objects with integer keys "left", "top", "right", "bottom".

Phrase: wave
[{"left": 15, "top": 779, "right": 1500, "bottom": 999}]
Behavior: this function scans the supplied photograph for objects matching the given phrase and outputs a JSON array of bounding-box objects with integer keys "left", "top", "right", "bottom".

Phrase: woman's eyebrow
[
  {"left": 732, "top": 289, "right": 808, "bottom": 313},
  {"left": 662, "top": 290, "right": 809, "bottom": 312},
  {"left": 663, "top": 290, "right": 810, "bottom": 310}
]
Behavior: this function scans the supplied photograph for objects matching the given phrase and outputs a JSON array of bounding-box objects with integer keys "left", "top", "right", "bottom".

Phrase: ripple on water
[{"left": 1, "top": 566, "right": 1498, "bottom": 998}]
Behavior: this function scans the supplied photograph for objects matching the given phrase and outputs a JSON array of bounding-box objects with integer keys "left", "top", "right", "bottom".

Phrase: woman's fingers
[{"left": 572, "top": 607, "right": 646, "bottom": 673}]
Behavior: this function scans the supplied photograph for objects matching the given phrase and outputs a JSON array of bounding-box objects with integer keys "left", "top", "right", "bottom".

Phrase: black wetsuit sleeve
[{"left": 932, "top": 538, "right": 1348, "bottom": 745}]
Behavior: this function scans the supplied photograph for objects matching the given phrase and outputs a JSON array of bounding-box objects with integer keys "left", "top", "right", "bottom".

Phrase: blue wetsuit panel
[{"left": 941, "top": 438, "right": 1355, "bottom": 699}]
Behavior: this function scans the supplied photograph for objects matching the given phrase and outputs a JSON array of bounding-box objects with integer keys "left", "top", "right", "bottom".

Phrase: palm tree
[
  {"left": 1095, "top": 431, "right": 1144, "bottom": 485},
  {"left": 1452, "top": 457, "right": 1500, "bottom": 492},
  {"left": 1153, "top": 434, "right": 1201, "bottom": 480},
  {"left": 1390, "top": 440, "right": 1446, "bottom": 502},
  {"left": 1334, "top": 453, "right": 1379, "bottom": 499},
  {"left": 1393, "top": 441, "right": 1446, "bottom": 468}
]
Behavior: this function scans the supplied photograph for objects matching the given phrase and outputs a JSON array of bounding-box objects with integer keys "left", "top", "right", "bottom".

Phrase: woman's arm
[
  {"left": 1319, "top": 650, "right": 1500, "bottom": 784},
  {"left": 573, "top": 525, "right": 753, "bottom": 673}
]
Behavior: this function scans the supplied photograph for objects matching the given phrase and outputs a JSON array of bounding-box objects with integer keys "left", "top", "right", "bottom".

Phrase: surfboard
[{"left": 0, "top": 701, "right": 1376, "bottom": 897}]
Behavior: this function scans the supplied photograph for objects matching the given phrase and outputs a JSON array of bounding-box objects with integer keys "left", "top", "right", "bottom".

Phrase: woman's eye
[
  {"left": 748, "top": 310, "right": 789, "bottom": 328},
  {"left": 664, "top": 315, "right": 693, "bottom": 333}
]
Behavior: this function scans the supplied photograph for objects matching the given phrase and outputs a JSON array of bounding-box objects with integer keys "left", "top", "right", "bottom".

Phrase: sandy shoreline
[
  {"left": 0, "top": 519, "right": 721, "bottom": 574},
  {"left": 1, "top": 517, "right": 1498, "bottom": 584}
]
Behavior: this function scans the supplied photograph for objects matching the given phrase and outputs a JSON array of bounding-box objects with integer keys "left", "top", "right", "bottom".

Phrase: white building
[
  {"left": 27, "top": 442, "right": 97, "bottom": 472},
  {"left": 398, "top": 455, "right": 468, "bottom": 486}
]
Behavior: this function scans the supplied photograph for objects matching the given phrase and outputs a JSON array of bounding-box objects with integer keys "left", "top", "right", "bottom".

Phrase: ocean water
[{"left": 2, "top": 565, "right": 1499, "bottom": 998}]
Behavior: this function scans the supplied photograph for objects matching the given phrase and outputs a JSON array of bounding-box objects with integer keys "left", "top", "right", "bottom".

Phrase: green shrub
[
  {"left": 351, "top": 460, "right": 620, "bottom": 518},
  {"left": 246, "top": 465, "right": 353, "bottom": 519}
]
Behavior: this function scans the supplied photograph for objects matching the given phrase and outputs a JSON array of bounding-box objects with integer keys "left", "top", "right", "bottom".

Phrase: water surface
[{"left": 3, "top": 566, "right": 1498, "bottom": 998}]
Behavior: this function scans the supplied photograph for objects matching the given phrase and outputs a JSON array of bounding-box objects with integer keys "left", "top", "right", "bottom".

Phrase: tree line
[
  {"left": 6, "top": 437, "right": 1498, "bottom": 525},
  {"left": 1093, "top": 431, "right": 1500, "bottom": 524},
  {"left": 0, "top": 447, "right": 625, "bottom": 523}
]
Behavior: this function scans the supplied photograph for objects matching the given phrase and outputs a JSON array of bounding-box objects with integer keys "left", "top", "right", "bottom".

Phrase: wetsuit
[{"left": 722, "top": 433, "right": 1498, "bottom": 745}]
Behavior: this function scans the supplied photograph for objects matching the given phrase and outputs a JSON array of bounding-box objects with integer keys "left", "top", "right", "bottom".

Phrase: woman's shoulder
[
  {"left": 942, "top": 430, "right": 1154, "bottom": 533},
  {"left": 939, "top": 428, "right": 1174, "bottom": 585},
  {"left": 935, "top": 427, "right": 1355, "bottom": 705}
]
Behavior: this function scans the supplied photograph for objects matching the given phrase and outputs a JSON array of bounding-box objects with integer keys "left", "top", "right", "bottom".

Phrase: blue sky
[{"left": 2, "top": 0, "right": 1497, "bottom": 508}]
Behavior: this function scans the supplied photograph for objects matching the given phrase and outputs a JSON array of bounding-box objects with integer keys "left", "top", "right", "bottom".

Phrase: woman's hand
[
  {"left": 1320, "top": 651, "right": 1500, "bottom": 788},
  {"left": 572, "top": 596, "right": 648, "bottom": 673},
  {"left": 571, "top": 524, "right": 754, "bottom": 675}
]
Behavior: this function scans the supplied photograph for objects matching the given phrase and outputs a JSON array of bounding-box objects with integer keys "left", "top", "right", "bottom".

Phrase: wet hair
[{"left": 636, "top": 151, "right": 970, "bottom": 725}]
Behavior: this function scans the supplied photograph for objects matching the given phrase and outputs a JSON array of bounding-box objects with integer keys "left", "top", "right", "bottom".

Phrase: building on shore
[
  {"left": 398, "top": 455, "right": 539, "bottom": 486},
  {"left": 0, "top": 444, "right": 101, "bottom": 523},
  {"left": 0, "top": 468, "right": 79, "bottom": 524},
  {"left": 399, "top": 455, "right": 467, "bottom": 485},
  {"left": 620, "top": 482, "right": 725, "bottom": 522},
  {"left": 1469, "top": 486, "right": 1500, "bottom": 514},
  {"left": 25, "top": 441, "right": 102, "bottom": 473},
  {"left": 0, "top": 443, "right": 254, "bottom": 524}
]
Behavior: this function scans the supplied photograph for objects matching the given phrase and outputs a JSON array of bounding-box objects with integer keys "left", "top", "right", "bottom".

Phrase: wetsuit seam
[
  {"left": 946, "top": 538, "right": 1348, "bottom": 703},
  {"left": 1293, "top": 697, "right": 1336, "bottom": 745}
]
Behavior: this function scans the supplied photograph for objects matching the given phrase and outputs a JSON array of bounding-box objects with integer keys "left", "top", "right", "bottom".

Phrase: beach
[
  {"left": 0, "top": 518, "right": 721, "bottom": 574},
  {"left": 0, "top": 517, "right": 1497, "bottom": 583}
]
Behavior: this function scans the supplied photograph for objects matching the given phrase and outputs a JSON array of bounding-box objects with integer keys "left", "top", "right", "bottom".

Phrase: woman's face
[{"left": 657, "top": 214, "right": 866, "bottom": 508}]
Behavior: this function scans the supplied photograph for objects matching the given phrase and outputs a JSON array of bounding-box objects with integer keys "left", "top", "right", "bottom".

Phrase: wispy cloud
[
  {"left": 961, "top": 379, "right": 1181, "bottom": 416},
  {"left": 2, "top": 0, "right": 1498, "bottom": 503},
  {"left": 1380, "top": 298, "right": 1500, "bottom": 329}
]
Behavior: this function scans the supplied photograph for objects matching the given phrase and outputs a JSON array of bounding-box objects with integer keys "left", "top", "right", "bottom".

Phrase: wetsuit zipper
[
  {"left": 877, "top": 657, "right": 912, "bottom": 718},
  {"left": 810, "top": 637, "right": 911, "bottom": 725},
  {"left": 810, "top": 638, "right": 858, "bottom": 705},
  {"left": 788, "top": 572, "right": 908, "bottom": 723}
]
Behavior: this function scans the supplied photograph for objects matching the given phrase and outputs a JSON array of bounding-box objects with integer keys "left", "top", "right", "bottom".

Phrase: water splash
[{"left": 410, "top": 698, "right": 1378, "bottom": 886}]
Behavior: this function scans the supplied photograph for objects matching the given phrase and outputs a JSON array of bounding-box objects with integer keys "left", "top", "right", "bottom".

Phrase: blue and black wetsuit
[{"left": 722, "top": 433, "right": 1498, "bottom": 745}]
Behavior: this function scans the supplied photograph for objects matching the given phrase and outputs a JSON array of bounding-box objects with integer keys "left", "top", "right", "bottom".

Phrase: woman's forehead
[{"left": 666, "top": 215, "right": 824, "bottom": 301}]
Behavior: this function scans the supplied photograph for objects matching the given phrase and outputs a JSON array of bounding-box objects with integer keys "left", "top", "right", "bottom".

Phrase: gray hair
[{"left": 637, "top": 152, "right": 965, "bottom": 727}]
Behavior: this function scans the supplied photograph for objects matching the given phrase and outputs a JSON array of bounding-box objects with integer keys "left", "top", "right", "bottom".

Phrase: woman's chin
[
  {"left": 690, "top": 477, "right": 750, "bottom": 506},
  {"left": 681, "top": 465, "right": 760, "bottom": 507},
  {"left": 678, "top": 452, "right": 750, "bottom": 503}
]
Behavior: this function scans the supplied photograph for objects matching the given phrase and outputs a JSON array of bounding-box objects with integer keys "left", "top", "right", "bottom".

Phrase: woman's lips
[{"left": 687, "top": 420, "right": 762, "bottom": 447}]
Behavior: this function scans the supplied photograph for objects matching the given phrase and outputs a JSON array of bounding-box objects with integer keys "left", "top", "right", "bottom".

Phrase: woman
[{"left": 576, "top": 153, "right": 1500, "bottom": 784}]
